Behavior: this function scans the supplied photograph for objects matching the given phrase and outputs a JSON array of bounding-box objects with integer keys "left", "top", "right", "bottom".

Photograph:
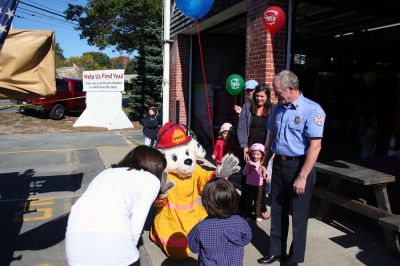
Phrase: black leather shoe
[{"left": 257, "top": 255, "right": 282, "bottom": 264}]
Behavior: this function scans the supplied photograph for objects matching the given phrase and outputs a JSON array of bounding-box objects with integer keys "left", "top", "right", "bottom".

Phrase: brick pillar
[
  {"left": 169, "top": 35, "right": 191, "bottom": 124},
  {"left": 246, "top": 0, "right": 287, "bottom": 99}
]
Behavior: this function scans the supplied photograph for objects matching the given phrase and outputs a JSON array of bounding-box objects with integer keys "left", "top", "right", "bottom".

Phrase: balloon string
[
  {"left": 234, "top": 96, "right": 238, "bottom": 123},
  {"left": 267, "top": 32, "right": 276, "bottom": 83},
  {"left": 195, "top": 19, "right": 215, "bottom": 148}
]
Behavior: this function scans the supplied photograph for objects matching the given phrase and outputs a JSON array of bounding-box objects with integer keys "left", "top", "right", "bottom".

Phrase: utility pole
[{"left": 162, "top": 0, "right": 171, "bottom": 124}]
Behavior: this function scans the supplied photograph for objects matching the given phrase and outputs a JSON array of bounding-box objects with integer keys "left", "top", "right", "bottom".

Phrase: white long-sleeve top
[{"left": 66, "top": 167, "right": 160, "bottom": 265}]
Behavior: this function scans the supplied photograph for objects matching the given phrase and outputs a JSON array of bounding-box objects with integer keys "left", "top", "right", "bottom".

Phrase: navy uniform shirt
[{"left": 268, "top": 94, "right": 325, "bottom": 157}]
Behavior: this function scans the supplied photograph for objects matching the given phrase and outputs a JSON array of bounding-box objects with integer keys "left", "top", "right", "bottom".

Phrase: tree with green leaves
[
  {"left": 83, "top": 51, "right": 112, "bottom": 69},
  {"left": 65, "top": 0, "right": 163, "bottom": 121},
  {"left": 55, "top": 42, "right": 69, "bottom": 68},
  {"left": 125, "top": 58, "right": 136, "bottom": 75},
  {"left": 69, "top": 54, "right": 102, "bottom": 71},
  {"left": 128, "top": 21, "right": 163, "bottom": 121}
]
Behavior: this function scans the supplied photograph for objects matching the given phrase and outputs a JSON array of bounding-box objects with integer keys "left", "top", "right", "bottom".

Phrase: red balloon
[{"left": 263, "top": 6, "right": 286, "bottom": 35}]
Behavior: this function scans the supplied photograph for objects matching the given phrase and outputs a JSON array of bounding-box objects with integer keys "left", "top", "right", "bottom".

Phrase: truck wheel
[{"left": 49, "top": 104, "right": 65, "bottom": 120}]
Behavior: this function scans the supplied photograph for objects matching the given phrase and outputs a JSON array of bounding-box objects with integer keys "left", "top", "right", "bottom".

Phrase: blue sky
[{"left": 12, "top": 0, "right": 130, "bottom": 59}]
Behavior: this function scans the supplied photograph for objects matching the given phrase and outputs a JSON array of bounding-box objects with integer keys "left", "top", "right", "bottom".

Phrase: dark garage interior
[{"left": 292, "top": 0, "right": 400, "bottom": 160}]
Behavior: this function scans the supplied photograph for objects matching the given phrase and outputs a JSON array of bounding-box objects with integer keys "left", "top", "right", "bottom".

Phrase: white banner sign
[{"left": 83, "top": 70, "right": 125, "bottom": 92}]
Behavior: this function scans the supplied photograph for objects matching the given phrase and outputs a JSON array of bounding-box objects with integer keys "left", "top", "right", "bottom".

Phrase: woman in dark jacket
[{"left": 142, "top": 97, "right": 161, "bottom": 147}]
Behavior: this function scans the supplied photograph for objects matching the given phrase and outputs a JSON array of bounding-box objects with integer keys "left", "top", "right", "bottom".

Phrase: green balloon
[{"left": 225, "top": 74, "right": 244, "bottom": 95}]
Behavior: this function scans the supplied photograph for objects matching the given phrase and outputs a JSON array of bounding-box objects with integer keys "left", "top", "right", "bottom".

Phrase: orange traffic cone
[{"left": 387, "top": 133, "right": 397, "bottom": 156}]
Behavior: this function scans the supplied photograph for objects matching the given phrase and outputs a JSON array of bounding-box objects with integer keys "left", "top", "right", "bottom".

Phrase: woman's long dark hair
[
  {"left": 112, "top": 145, "right": 166, "bottom": 180},
  {"left": 250, "top": 83, "right": 273, "bottom": 117}
]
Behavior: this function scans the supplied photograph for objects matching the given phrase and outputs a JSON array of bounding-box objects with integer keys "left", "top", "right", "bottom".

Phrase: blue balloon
[{"left": 176, "top": 0, "right": 214, "bottom": 19}]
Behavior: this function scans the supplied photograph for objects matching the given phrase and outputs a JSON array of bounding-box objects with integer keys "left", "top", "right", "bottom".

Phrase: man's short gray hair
[{"left": 274, "top": 70, "right": 299, "bottom": 90}]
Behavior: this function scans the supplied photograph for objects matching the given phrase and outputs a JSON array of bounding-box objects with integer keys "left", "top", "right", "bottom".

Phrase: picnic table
[{"left": 313, "top": 160, "right": 400, "bottom": 257}]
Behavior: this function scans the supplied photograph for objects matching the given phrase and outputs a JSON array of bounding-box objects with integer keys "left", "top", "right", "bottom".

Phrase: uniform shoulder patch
[{"left": 314, "top": 113, "right": 324, "bottom": 126}]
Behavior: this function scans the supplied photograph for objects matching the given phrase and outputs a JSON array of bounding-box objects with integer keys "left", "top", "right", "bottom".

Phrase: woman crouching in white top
[{"left": 65, "top": 145, "right": 166, "bottom": 266}]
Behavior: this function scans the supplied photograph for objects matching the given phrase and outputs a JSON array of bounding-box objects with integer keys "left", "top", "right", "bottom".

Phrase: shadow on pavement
[
  {"left": 0, "top": 170, "right": 82, "bottom": 265},
  {"left": 161, "top": 257, "right": 198, "bottom": 266},
  {"left": 248, "top": 221, "right": 271, "bottom": 257},
  {"left": 15, "top": 214, "right": 69, "bottom": 250}
]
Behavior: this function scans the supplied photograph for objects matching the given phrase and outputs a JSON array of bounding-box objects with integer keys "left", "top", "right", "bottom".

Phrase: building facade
[{"left": 167, "top": 0, "right": 400, "bottom": 158}]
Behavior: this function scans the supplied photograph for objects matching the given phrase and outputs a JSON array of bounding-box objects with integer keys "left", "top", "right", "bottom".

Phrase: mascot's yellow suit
[{"left": 150, "top": 165, "right": 214, "bottom": 261}]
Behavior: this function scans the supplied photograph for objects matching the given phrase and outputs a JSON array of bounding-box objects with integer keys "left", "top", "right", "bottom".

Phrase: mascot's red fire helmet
[{"left": 156, "top": 123, "right": 191, "bottom": 149}]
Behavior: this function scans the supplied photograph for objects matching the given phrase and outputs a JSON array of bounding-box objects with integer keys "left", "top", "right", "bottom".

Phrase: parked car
[{"left": 16, "top": 77, "right": 85, "bottom": 120}]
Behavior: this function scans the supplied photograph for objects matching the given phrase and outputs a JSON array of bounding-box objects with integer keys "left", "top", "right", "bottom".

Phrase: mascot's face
[
  {"left": 189, "top": 138, "right": 206, "bottom": 159},
  {"left": 161, "top": 142, "right": 196, "bottom": 178}
]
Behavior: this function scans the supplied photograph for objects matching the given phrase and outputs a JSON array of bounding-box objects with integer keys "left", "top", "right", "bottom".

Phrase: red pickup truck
[{"left": 17, "top": 77, "right": 85, "bottom": 120}]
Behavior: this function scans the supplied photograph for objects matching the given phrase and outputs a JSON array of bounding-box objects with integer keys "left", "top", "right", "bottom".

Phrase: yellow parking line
[
  {"left": 30, "top": 199, "right": 54, "bottom": 206},
  {"left": 0, "top": 146, "right": 114, "bottom": 155}
]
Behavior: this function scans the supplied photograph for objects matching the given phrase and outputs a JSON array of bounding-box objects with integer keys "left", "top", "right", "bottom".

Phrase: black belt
[{"left": 275, "top": 155, "right": 305, "bottom": 161}]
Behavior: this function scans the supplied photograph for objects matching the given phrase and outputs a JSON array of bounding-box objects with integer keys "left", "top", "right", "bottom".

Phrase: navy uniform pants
[{"left": 269, "top": 157, "right": 315, "bottom": 263}]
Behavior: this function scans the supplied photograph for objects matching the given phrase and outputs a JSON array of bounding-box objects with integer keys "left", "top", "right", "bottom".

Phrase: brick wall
[
  {"left": 169, "top": 35, "right": 190, "bottom": 124},
  {"left": 246, "top": 0, "right": 287, "bottom": 101},
  {"left": 169, "top": 0, "right": 288, "bottom": 122}
]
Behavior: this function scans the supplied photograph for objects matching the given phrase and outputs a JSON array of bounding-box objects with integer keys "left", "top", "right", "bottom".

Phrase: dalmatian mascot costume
[{"left": 150, "top": 123, "right": 240, "bottom": 261}]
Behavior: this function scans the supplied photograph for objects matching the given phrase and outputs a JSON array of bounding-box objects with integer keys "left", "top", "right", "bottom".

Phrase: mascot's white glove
[
  {"left": 217, "top": 153, "right": 241, "bottom": 179},
  {"left": 159, "top": 171, "right": 175, "bottom": 199}
]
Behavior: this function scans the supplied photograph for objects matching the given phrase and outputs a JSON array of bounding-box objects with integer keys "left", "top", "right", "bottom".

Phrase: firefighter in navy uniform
[{"left": 258, "top": 70, "right": 325, "bottom": 265}]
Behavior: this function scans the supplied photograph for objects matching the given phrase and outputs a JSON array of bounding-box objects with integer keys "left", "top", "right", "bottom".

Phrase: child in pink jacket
[{"left": 242, "top": 143, "right": 270, "bottom": 222}]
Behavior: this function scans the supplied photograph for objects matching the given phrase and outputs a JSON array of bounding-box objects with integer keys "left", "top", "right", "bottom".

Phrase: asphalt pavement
[
  {"left": 0, "top": 99, "right": 19, "bottom": 113},
  {"left": 0, "top": 130, "right": 147, "bottom": 266}
]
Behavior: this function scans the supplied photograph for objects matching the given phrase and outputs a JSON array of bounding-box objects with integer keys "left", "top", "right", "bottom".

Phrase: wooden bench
[
  {"left": 379, "top": 215, "right": 400, "bottom": 233},
  {"left": 313, "top": 160, "right": 400, "bottom": 257}
]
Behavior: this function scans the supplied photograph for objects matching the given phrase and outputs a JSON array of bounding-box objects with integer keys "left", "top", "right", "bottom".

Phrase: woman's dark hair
[
  {"left": 144, "top": 96, "right": 155, "bottom": 109},
  {"left": 111, "top": 145, "right": 166, "bottom": 180},
  {"left": 201, "top": 178, "right": 238, "bottom": 218},
  {"left": 224, "top": 130, "right": 238, "bottom": 155},
  {"left": 250, "top": 83, "right": 273, "bottom": 116}
]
